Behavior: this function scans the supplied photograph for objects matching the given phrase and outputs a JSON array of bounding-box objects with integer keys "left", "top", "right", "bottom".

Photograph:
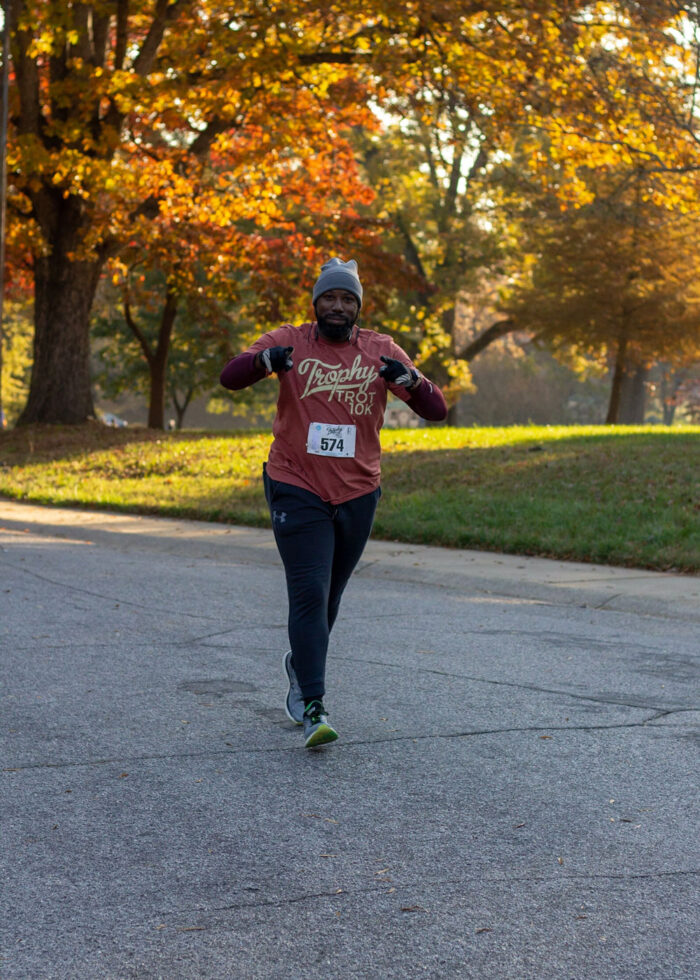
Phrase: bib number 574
[
  {"left": 307, "top": 422, "right": 357, "bottom": 458},
  {"left": 321, "top": 436, "right": 344, "bottom": 453}
]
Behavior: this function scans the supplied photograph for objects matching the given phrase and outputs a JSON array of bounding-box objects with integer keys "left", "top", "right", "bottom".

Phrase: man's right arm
[
  {"left": 219, "top": 351, "right": 267, "bottom": 391},
  {"left": 220, "top": 345, "right": 295, "bottom": 390}
]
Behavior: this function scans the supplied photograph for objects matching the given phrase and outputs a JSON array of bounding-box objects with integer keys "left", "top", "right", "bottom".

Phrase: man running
[{"left": 220, "top": 258, "right": 447, "bottom": 747}]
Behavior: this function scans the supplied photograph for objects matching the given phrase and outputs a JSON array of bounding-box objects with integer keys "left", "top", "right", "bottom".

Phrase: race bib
[{"left": 307, "top": 422, "right": 356, "bottom": 458}]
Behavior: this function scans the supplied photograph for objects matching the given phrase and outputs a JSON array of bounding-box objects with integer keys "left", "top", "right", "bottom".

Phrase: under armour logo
[{"left": 272, "top": 510, "right": 287, "bottom": 524}]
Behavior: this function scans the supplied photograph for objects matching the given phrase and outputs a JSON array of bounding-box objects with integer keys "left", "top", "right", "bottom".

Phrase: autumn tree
[
  {"left": 344, "top": 3, "right": 645, "bottom": 412},
  {"left": 489, "top": 2, "right": 700, "bottom": 422},
  {"left": 500, "top": 162, "right": 700, "bottom": 422},
  {"left": 349, "top": 2, "right": 700, "bottom": 419},
  {"left": 92, "top": 89, "right": 419, "bottom": 428},
  {"left": 6, "top": 0, "right": 398, "bottom": 425},
  {"left": 348, "top": 3, "right": 599, "bottom": 417},
  {"left": 7, "top": 0, "right": 699, "bottom": 428}
]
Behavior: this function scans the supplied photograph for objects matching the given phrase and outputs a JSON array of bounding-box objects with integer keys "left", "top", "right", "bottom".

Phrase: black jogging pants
[{"left": 263, "top": 466, "right": 381, "bottom": 700}]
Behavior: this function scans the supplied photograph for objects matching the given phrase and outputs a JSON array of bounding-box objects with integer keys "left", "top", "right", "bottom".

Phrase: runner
[{"left": 220, "top": 258, "right": 447, "bottom": 747}]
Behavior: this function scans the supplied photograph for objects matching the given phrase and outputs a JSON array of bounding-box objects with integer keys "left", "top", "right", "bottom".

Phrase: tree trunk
[
  {"left": 146, "top": 289, "right": 178, "bottom": 429},
  {"left": 618, "top": 365, "right": 648, "bottom": 424},
  {"left": 171, "top": 386, "right": 194, "bottom": 430},
  {"left": 18, "top": 253, "right": 102, "bottom": 425},
  {"left": 660, "top": 367, "right": 682, "bottom": 425},
  {"left": 605, "top": 335, "right": 629, "bottom": 424}
]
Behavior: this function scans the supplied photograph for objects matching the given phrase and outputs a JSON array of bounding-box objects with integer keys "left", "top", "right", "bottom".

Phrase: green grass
[{"left": 1, "top": 422, "right": 698, "bottom": 572}]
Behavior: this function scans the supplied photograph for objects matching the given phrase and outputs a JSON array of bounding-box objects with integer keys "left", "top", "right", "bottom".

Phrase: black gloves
[
  {"left": 379, "top": 355, "right": 420, "bottom": 390},
  {"left": 260, "top": 346, "right": 294, "bottom": 374}
]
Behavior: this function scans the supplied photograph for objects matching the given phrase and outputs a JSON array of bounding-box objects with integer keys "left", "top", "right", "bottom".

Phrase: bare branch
[
  {"left": 132, "top": 0, "right": 186, "bottom": 77},
  {"left": 115, "top": 0, "right": 129, "bottom": 69},
  {"left": 297, "top": 50, "right": 371, "bottom": 66},
  {"left": 123, "top": 294, "right": 154, "bottom": 366},
  {"left": 458, "top": 318, "right": 516, "bottom": 361}
]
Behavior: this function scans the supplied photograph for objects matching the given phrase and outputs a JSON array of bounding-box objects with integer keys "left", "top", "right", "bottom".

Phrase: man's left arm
[
  {"left": 404, "top": 374, "right": 448, "bottom": 421},
  {"left": 379, "top": 353, "right": 447, "bottom": 421}
]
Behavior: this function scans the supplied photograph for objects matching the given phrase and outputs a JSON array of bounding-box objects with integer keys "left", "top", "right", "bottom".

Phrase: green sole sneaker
[
  {"left": 304, "top": 722, "right": 339, "bottom": 749},
  {"left": 283, "top": 651, "right": 304, "bottom": 725}
]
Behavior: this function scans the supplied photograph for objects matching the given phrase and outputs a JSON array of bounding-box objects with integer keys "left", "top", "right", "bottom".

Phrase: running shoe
[
  {"left": 303, "top": 700, "right": 338, "bottom": 748},
  {"left": 283, "top": 650, "right": 304, "bottom": 725}
]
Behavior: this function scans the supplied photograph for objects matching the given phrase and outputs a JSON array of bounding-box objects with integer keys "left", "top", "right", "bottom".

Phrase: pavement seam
[
  {"left": 357, "top": 565, "right": 700, "bottom": 622},
  {"left": 154, "top": 868, "right": 700, "bottom": 920},
  {"left": 1, "top": 560, "right": 222, "bottom": 621},
  {"left": 4, "top": 711, "right": 693, "bottom": 772},
  {"left": 337, "top": 654, "right": 693, "bottom": 713}
]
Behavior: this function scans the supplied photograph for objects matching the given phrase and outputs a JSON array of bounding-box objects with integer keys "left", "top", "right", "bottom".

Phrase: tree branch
[
  {"left": 458, "top": 318, "right": 516, "bottom": 361},
  {"left": 155, "top": 287, "right": 178, "bottom": 363},
  {"left": 394, "top": 211, "right": 431, "bottom": 305},
  {"left": 91, "top": 9, "right": 110, "bottom": 67},
  {"left": 132, "top": 0, "right": 186, "bottom": 77},
  {"left": 188, "top": 116, "right": 230, "bottom": 160},
  {"left": 297, "top": 50, "right": 371, "bottom": 66},
  {"left": 123, "top": 294, "right": 154, "bottom": 367},
  {"left": 115, "top": 0, "right": 129, "bottom": 69}
]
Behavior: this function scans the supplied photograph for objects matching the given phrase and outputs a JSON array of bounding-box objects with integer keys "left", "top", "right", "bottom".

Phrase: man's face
[{"left": 315, "top": 289, "right": 359, "bottom": 341}]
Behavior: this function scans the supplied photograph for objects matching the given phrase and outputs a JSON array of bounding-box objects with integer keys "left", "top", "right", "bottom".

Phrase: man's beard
[{"left": 317, "top": 311, "right": 355, "bottom": 342}]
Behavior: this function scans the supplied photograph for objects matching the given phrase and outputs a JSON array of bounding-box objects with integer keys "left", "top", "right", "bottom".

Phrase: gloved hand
[
  {"left": 260, "top": 346, "right": 294, "bottom": 374},
  {"left": 379, "top": 355, "right": 420, "bottom": 389}
]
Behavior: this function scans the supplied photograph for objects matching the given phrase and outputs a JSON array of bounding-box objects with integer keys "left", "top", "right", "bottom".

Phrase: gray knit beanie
[{"left": 312, "top": 257, "right": 363, "bottom": 309}]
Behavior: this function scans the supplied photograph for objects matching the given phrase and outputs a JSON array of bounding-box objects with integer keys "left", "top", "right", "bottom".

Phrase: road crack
[{"left": 4, "top": 712, "right": 694, "bottom": 773}]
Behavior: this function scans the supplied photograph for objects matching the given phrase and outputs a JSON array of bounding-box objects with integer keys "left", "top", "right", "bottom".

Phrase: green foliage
[
  {"left": 1, "top": 303, "right": 33, "bottom": 426},
  {"left": 92, "top": 266, "right": 238, "bottom": 424}
]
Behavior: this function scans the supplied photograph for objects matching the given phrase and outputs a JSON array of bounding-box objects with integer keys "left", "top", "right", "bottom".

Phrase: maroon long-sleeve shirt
[{"left": 220, "top": 322, "right": 447, "bottom": 503}]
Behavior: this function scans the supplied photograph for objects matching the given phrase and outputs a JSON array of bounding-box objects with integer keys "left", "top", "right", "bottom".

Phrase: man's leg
[
  {"left": 327, "top": 487, "right": 381, "bottom": 633},
  {"left": 264, "top": 473, "right": 335, "bottom": 700}
]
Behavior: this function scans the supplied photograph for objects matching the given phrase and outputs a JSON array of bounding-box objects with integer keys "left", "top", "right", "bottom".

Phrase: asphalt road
[{"left": 1, "top": 500, "right": 698, "bottom": 980}]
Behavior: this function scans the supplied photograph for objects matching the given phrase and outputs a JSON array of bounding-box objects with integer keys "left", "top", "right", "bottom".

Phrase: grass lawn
[{"left": 0, "top": 422, "right": 698, "bottom": 572}]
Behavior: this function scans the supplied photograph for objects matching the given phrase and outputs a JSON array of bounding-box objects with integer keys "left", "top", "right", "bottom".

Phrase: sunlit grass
[{"left": 1, "top": 422, "right": 698, "bottom": 571}]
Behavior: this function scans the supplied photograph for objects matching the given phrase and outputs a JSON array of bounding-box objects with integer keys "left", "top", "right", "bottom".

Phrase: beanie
[{"left": 312, "top": 257, "right": 363, "bottom": 309}]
